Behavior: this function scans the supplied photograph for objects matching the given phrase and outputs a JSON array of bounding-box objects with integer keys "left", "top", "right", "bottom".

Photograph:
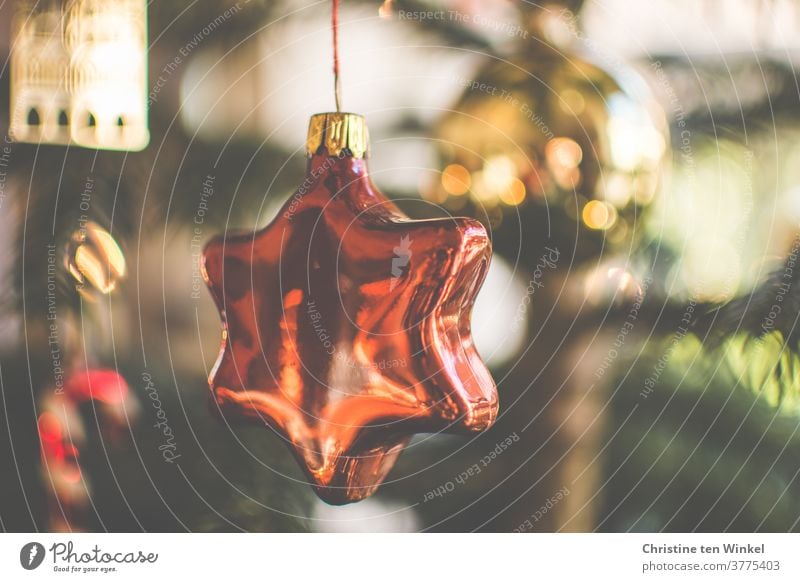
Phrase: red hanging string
[{"left": 332, "top": 0, "right": 342, "bottom": 112}]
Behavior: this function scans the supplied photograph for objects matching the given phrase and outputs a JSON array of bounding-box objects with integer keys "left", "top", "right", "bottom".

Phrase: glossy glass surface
[{"left": 202, "top": 153, "right": 497, "bottom": 504}]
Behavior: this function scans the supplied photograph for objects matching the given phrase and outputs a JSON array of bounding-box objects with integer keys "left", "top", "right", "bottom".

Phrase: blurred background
[{"left": 2, "top": 0, "right": 800, "bottom": 532}]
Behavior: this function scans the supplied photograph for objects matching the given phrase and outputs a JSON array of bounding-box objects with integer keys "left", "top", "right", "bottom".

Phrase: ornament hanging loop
[{"left": 332, "top": 0, "right": 342, "bottom": 112}]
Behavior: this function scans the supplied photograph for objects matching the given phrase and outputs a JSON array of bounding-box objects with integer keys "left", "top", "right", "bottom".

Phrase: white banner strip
[{"left": 1, "top": 533, "right": 798, "bottom": 580}]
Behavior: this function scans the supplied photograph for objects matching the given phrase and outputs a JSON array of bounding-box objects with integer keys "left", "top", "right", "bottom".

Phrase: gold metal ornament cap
[{"left": 307, "top": 112, "right": 370, "bottom": 158}]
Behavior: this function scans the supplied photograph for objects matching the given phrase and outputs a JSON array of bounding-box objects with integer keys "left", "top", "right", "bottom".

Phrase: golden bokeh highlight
[
  {"left": 499, "top": 178, "right": 527, "bottom": 206},
  {"left": 582, "top": 200, "right": 617, "bottom": 230},
  {"left": 483, "top": 155, "right": 517, "bottom": 194},
  {"left": 441, "top": 164, "right": 471, "bottom": 196},
  {"left": 602, "top": 172, "right": 633, "bottom": 207},
  {"left": 546, "top": 137, "right": 583, "bottom": 190},
  {"left": 469, "top": 171, "right": 498, "bottom": 205},
  {"left": 546, "top": 137, "right": 583, "bottom": 170}
]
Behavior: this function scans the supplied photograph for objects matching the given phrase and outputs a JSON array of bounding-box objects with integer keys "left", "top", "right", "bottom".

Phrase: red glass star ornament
[{"left": 202, "top": 113, "right": 497, "bottom": 504}]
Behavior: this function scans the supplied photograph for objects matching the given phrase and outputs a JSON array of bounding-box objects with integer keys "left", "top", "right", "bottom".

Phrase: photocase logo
[
  {"left": 390, "top": 235, "right": 413, "bottom": 290},
  {"left": 20, "top": 542, "right": 46, "bottom": 570}
]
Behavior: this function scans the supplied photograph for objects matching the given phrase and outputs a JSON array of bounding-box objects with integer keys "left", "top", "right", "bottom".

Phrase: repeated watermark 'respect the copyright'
[
  {"left": 397, "top": 9, "right": 528, "bottom": 40},
  {"left": 452, "top": 75, "right": 556, "bottom": 140},
  {"left": 423, "top": 432, "right": 520, "bottom": 502},
  {"left": 190, "top": 174, "right": 215, "bottom": 301},
  {"left": 148, "top": 2, "right": 251, "bottom": 105},
  {"left": 513, "top": 486, "right": 571, "bottom": 532},
  {"left": 0, "top": 134, "right": 13, "bottom": 210}
]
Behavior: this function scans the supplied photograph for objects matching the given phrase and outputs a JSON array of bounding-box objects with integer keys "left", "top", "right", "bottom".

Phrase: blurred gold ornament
[
  {"left": 66, "top": 222, "right": 126, "bottom": 298},
  {"left": 10, "top": 0, "right": 149, "bottom": 151},
  {"left": 434, "top": 9, "right": 668, "bottom": 258}
]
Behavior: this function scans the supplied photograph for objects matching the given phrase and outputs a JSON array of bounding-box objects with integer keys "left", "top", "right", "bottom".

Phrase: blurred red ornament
[
  {"left": 37, "top": 395, "right": 88, "bottom": 532},
  {"left": 64, "top": 368, "right": 130, "bottom": 405},
  {"left": 202, "top": 113, "right": 497, "bottom": 504},
  {"left": 37, "top": 409, "right": 82, "bottom": 483},
  {"left": 37, "top": 367, "right": 136, "bottom": 531},
  {"left": 64, "top": 367, "right": 139, "bottom": 439}
]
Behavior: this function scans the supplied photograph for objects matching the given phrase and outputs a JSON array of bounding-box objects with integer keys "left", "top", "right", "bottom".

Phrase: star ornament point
[{"left": 202, "top": 147, "right": 497, "bottom": 504}]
